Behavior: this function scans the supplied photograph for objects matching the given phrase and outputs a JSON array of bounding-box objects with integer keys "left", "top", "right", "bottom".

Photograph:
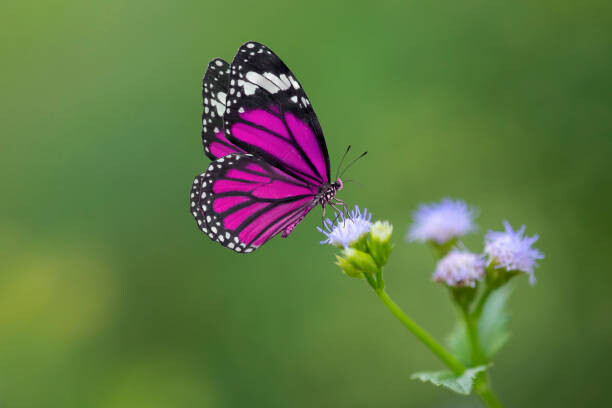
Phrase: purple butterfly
[{"left": 190, "top": 42, "right": 359, "bottom": 253}]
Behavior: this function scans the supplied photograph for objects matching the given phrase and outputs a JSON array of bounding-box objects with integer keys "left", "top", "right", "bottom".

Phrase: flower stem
[
  {"left": 374, "top": 288, "right": 465, "bottom": 375},
  {"left": 473, "top": 286, "right": 493, "bottom": 319},
  {"left": 371, "top": 284, "right": 504, "bottom": 407},
  {"left": 461, "top": 300, "right": 504, "bottom": 408},
  {"left": 474, "top": 374, "right": 503, "bottom": 408},
  {"left": 461, "top": 308, "right": 487, "bottom": 365}
]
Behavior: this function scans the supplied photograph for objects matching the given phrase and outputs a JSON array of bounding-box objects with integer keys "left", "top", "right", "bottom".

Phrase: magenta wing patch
[
  {"left": 201, "top": 58, "right": 245, "bottom": 159},
  {"left": 223, "top": 42, "right": 330, "bottom": 185},
  {"left": 191, "top": 154, "right": 317, "bottom": 253}
]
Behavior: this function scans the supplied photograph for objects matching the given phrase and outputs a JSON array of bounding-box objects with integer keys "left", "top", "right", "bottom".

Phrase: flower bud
[
  {"left": 349, "top": 232, "right": 369, "bottom": 253},
  {"left": 335, "top": 255, "right": 363, "bottom": 278},
  {"left": 340, "top": 247, "right": 379, "bottom": 275},
  {"left": 368, "top": 221, "right": 393, "bottom": 267},
  {"left": 450, "top": 285, "right": 478, "bottom": 310},
  {"left": 371, "top": 220, "right": 393, "bottom": 243}
]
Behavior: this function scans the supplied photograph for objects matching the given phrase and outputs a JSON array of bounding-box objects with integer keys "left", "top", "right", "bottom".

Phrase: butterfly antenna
[
  {"left": 335, "top": 145, "right": 352, "bottom": 180},
  {"left": 339, "top": 151, "right": 368, "bottom": 179}
]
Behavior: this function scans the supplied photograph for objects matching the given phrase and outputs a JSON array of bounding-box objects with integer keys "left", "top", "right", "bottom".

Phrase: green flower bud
[
  {"left": 450, "top": 285, "right": 478, "bottom": 310},
  {"left": 349, "top": 232, "right": 369, "bottom": 252},
  {"left": 485, "top": 262, "right": 519, "bottom": 289},
  {"left": 335, "top": 255, "right": 363, "bottom": 278},
  {"left": 368, "top": 221, "right": 393, "bottom": 267},
  {"left": 428, "top": 237, "right": 458, "bottom": 260},
  {"left": 341, "top": 247, "right": 379, "bottom": 275}
]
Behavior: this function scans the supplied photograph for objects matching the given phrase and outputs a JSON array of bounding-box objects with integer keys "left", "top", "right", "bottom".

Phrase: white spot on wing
[
  {"left": 210, "top": 98, "right": 225, "bottom": 116},
  {"left": 242, "top": 71, "right": 291, "bottom": 95},
  {"left": 263, "top": 72, "right": 291, "bottom": 91},
  {"left": 289, "top": 76, "right": 300, "bottom": 89},
  {"left": 217, "top": 92, "right": 226, "bottom": 105},
  {"left": 237, "top": 79, "right": 257, "bottom": 96}
]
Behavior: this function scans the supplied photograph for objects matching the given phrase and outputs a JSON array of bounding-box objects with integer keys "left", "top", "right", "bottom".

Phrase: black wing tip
[
  {"left": 239, "top": 41, "right": 267, "bottom": 48},
  {"left": 203, "top": 58, "right": 229, "bottom": 81},
  {"left": 206, "top": 57, "right": 228, "bottom": 68}
]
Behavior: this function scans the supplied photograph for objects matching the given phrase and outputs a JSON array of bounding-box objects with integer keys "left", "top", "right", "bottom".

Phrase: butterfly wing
[
  {"left": 190, "top": 153, "right": 317, "bottom": 253},
  {"left": 223, "top": 42, "right": 330, "bottom": 185},
  {"left": 201, "top": 58, "right": 245, "bottom": 159}
]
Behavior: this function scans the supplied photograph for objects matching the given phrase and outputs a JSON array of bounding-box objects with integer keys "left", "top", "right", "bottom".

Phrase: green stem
[
  {"left": 461, "top": 308, "right": 487, "bottom": 365},
  {"left": 461, "top": 300, "right": 504, "bottom": 408},
  {"left": 372, "top": 285, "right": 504, "bottom": 407},
  {"left": 374, "top": 288, "right": 465, "bottom": 375},
  {"left": 474, "top": 374, "right": 503, "bottom": 408}
]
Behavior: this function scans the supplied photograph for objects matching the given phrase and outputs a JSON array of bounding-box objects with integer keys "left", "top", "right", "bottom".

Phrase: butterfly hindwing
[
  {"left": 223, "top": 42, "right": 330, "bottom": 185},
  {"left": 202, "top": 58, "right": 245, "bottom": 159},
  {"left": 190, "top": 153, "right": 317, "bottom": 253}
]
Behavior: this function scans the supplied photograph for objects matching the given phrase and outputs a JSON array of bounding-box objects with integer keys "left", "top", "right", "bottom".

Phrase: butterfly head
[{"left": 334, "top": 178, "right": 343, "bottom": 191}]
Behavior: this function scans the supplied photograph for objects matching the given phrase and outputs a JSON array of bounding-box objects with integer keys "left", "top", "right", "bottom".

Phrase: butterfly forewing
[
  {"left": 191, "top": 153, "right": 317, "bottom": 253},
  {"left": 202, "top": 58, "right": 245, "bottom": 159},
  {"left": 223, "top": 42, "right": 330, "bottom": 185}
]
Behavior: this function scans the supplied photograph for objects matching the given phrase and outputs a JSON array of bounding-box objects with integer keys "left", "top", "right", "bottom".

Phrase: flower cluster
[
  {"left": 317, "top": 199, "right": 543, "bottom": 292},
  {"left": 406, "top": 199, "right": 543, "bottom": 288},
  {"left": 319, "top": 206, "right": 393, "bottom": 280}
]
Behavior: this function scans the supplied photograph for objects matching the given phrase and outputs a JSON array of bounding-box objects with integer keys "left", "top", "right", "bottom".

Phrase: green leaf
[
  {"left": 447, "top": 284, "right": 513, "bottom": 365},
  {"left": 446, "top": 322, "right": 471, "bottom": 366},
  {"left": 410, "top": 366, "right": 488, "bottom": 395},
  {"left": 478, "top": 284, "right": 513, "bottom": 358}
]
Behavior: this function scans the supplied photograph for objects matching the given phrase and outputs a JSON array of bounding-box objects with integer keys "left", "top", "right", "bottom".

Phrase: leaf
[
  {"left": 410, "top": 366, "right": 488, "bottom": 395},
  {"left": 447, "top": 284, "right": 513, "bottom": 365},
  {"left": 446, "top": 322, "right": 471, "bottom": 366},
  {"left": 478, "top": 284, "right": 513, "bottom": 359}
]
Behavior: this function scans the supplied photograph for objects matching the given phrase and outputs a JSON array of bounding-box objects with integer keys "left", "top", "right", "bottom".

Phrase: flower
[
  {"left": 433, "top": 249, "right": 485, "bottom": 287},
  {"left": 484, "top": 221, "right": 544, "bottom": 285},
  {"left": 407, "top": 198, "right": 477, "bottom": 244},
  {"left": 318, "top": 206, "right": 372, "bottom": 248}
]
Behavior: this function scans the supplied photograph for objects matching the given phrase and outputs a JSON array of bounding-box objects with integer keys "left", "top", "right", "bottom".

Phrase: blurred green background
[{"left": 2, "top": 0, "right": 612, "bottom": 406}]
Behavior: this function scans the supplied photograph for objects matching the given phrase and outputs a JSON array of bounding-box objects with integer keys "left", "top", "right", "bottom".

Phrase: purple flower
[
  {"left": 407, "top": 199, "right": 477, "bottom": 244},
  {"left": 484, "top": 221, "right": 544, "bottom": 285},
  {"left": 318, "top": 206, "right": 372, "bottom": 248},
  {"left": 433, "top": 249, "right": 485, "bottom": 287}
]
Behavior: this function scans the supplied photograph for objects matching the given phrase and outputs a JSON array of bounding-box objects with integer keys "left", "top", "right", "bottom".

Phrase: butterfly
[{"left": 190, "top": 42, "right": 362, "bottom": 253}]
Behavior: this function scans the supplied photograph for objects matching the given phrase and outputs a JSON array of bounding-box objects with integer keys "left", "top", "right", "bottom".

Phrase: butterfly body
[
  {"left": 191, "top": 42, "right": 343, "bottom": 253},
  {"left": 316, "top": 179, "right": 343, "bottom": 206}
]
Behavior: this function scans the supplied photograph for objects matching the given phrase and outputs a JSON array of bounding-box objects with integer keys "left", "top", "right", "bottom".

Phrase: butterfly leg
[
  {"left": 331, "top": 209, "right": 342, "bottom": 225},
  {"left": 332, "top": 198, "right": 349, "bottom": 217},
  {"left": 329, "top": 203, "right": 347, "bottom": 226},
  {"left": 321, "top": 204, "right": 326, "bottom": 226}
]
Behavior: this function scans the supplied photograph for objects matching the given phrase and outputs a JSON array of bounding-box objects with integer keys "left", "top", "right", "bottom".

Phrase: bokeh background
[{"left": 2, "top": 0, "right": 612, "bottom": 406}]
